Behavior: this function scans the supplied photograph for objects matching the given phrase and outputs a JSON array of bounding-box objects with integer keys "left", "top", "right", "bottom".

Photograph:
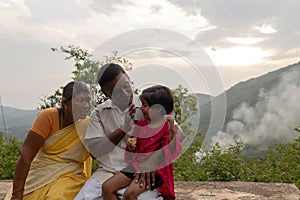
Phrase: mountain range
[
  {"left": 0, "top": 107, "right": 39, "bottom": 140},
  {"left": 198, "top": 61, "right": 300, "bottom": 152},
  {"left": 1, "top": 61, "right": 300, "bottom": 142}
]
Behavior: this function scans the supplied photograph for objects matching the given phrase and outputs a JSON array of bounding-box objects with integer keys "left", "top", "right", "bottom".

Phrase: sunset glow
[{"left": 206, "top": 46, "right": 273, "bottom": 67}]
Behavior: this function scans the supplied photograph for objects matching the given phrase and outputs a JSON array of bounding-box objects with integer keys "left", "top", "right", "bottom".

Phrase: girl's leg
[
  {"left": 102, "top": 172, "right": 132, "bottom": 200},
  {"left": 123, "top": 180, "right": 149, "bottom": 200}
]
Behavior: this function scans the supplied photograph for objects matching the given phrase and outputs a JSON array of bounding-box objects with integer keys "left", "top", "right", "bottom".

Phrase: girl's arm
[
  {"left": 158, "top": 115, "right": 183, "bottom": 166},
  {"left": 166, "top": 115, "right": 175, "bottom": 142},
  {"left": 11, "top": 130, "right": 45, "bottom": 200}
]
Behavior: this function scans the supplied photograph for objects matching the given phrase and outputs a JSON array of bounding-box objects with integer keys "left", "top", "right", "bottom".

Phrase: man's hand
[
  {"left": 133, "top": 155, "right": 161, "bottom": 189},
  {"left": 133, "top": 171, "right": 155, "bottom": 189},
  {"left": 120, "top": 104, "right": 136, "bottom": 134}
]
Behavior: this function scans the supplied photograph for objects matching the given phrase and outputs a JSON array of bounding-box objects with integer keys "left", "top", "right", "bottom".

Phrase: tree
[
  {"left": 41, "top": 45, "right": 200, "bottom": 145},
  {"left": 173, "top": 85, "right": 198, "bottom": 125},
  {"left": 295, "top": 125, "right": 300, "bottom": 133},
  {"left": 39, "top": 46, "right": 199, "bottom": 123},
  {"left": 38, "top": 87, "right": 63, "bottom": 110},
  {"left": 172, "top": 85, "right": 199, "bottom": 152},
  {"left": 38, "top": 45, "right": 132, "bottom": 109}
]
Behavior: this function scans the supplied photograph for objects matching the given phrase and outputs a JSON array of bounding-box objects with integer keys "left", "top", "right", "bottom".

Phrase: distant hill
[
  {"left": 0, "top": 106, "right": 39, "bottom": 140},
  {"left": 198, "top": 61, "right": 300, "bottom": 149},
  {"left": 1, "top": 61, "right": 300, "bottom": 143},
  {"left": 194, "top": 93, "right": 212, "bottom": 106},
  {"left": 199, "top": 61, "right": 300, "bottom": 130},
  {"left": 0, "top": 93, "right": 212, "bottom": 141}
]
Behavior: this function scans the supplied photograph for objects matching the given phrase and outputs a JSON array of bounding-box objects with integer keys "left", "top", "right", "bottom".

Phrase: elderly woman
[{"left": 8, "top": 81, "right": 92, "bottom": 200}]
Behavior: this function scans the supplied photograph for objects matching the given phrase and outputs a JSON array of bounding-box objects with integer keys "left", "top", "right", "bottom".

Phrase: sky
[{"left": 1, "top": 0, "right": 300, "bottom": 110}]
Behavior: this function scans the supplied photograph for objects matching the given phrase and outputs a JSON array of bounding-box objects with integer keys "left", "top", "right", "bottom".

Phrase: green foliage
[
  {"left": 0, "top": 132, "right": 22, "bottom": 179},
  {"left": 38, "top": 87, "right": 63, "bottom": 110},
  {"left": 175, "top": 134, "right": 300, "bottom": 189},
  {"left": 2, "top": 129, "right": 299, "bottom": 188},
  {"left": 175, "top": 137, "right": 245, "bottom": 181},
  {"left": 245, "top": 137, "right": 300, "bottom": 188},
  {"left": 39, "top": 46, "right": 133, "bottom": 109},
  {"left": 199, "top": 141, "right": 246, "bottom": 182},
  {"left": 173, "top": 85, "right": 198, "bottom": 125},
  {"left": 295, "top": 125, "right": 300, "bottom": 133},
  {"left": 174, "top": 130, "right": 205, "bottom": 180}
]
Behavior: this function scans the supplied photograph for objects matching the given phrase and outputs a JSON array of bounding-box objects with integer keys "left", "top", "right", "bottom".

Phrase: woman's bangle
[{"left": 12, "top": 187, "right": 24, "bottom": 195}]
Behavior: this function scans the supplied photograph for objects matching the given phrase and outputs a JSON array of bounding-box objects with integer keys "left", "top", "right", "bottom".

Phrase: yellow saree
[{"left": 6, "top": 118, "right": 92, "bottom": 200}]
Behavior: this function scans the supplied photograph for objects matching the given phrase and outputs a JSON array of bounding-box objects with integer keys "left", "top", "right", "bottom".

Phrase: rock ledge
[{"left": 1, "top": 180, "right": 299, "bottom": 200}]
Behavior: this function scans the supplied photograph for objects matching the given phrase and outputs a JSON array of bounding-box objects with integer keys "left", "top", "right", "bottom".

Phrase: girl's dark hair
[
  {"left": 140, "top": 85, "right": 174, "bottom": 114},
  {"left": 96, "top": 63, "right": 126, "bottom": 88},
  {"left": 62, "top": 81, "right": 90, "bottom": 102}
]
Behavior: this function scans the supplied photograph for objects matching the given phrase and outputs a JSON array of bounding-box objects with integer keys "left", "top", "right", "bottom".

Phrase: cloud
[
  {"left": 0, "top": 0, "right": 31, "bottom": 38},
  {"left": 226, "top": 37, "right": 265, "bottom": 45},
  {"left": 254, "top": 24, "right": 277, "bottom": 34},
  {"left": 167, "top": 0, "right": 300, "bottom": 66},
  {"left": 0, "top": 0, "right": 93, "bottom": 46},
  {"left": 149, "top": 4, "right": 163, "bottom": 14},
  {"left": 1, "top": 0, "right": 299, "bottom": 109},
  {"left": 205, "top": 46, "right": 273, "bottom": 67},
  {"left": 25, "top": 0, "right": 91, "bottom": 22},
  {"left": 88, "top": 0, "right": 134, "bottom": 14},
  {"left": 0, "top": 0, "right": 208, "bottom": 48}
]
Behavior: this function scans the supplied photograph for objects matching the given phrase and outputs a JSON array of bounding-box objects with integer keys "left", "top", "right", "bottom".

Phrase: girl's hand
[
  {"left": 165, "top": 115, "right": 175, "bottom": 132},
  {"left": 127, "top": 137, "right": 137, "bottom": 151},
  {"left": 165, "top": 115, "right": 175, "bottom": 141}
]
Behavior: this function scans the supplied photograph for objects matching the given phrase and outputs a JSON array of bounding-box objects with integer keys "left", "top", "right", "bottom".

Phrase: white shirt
[{"left": 85, "top": 95, "right": 142, "bottom": 182}]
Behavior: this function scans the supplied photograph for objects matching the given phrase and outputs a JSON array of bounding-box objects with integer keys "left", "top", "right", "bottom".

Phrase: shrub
[
  {"left": 0, "top": 133, "right": 22, "bottom": 179},
  {"left": 174, "top": 132, "right": 300, "bottom": 190}
]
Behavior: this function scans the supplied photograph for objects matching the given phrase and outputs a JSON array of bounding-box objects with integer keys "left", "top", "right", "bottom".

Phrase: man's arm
[
  {"left": 84, "top": 128, "right": 126, "bottom": 158},
  {"left": 84, "top": 104, "right": 135, "bottom": 158}
]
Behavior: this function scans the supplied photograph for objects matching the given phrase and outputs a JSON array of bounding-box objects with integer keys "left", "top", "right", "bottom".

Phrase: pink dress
[{"left": 124, "top": 119, "right": 182, "bottom": 199}]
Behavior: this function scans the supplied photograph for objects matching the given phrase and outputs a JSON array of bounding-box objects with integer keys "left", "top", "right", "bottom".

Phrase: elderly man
[{"left": 75, "top": 63, "right": 182, "bottom": 200}]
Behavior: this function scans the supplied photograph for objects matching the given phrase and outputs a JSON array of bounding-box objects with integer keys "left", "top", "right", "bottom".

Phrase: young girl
[{"left": 102, "top": 85, "right": 182, "bottom": 200}]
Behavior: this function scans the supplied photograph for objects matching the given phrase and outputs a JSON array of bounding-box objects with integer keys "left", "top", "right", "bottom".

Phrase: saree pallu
[{"left": 19, "top": 118, "right": 91, "bottom": 200}]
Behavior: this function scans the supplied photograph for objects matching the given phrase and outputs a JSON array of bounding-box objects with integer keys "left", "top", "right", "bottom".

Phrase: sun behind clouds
[{"left": 206, "top": 45, "right": 273, "bottom": 67}]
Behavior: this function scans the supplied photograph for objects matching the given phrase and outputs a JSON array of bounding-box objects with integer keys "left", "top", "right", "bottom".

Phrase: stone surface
[
  {"left": 1, "top": 180, "right": 300, "bottom": 200},
  {"left": 0, "top": 181, "right": 11, "bottom": 200},
  {"left": 175, "top": 181, "right": 300, "bottom": 200}
]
